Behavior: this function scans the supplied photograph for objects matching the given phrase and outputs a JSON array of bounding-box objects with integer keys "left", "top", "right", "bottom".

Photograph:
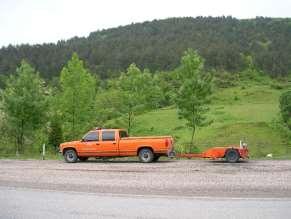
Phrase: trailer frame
[{"left": 176, "top": 143, "right": 249, "bottom": 163}]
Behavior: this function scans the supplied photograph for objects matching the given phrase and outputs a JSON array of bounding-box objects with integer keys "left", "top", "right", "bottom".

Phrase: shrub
[
  {"left": 270, "top": 82, "right": 283, "bottom": 90},
  {"left": 279, "top": 90, "right": 291, "bottom": 130},
  {"left": 213, "top": 71, "right": 239, "bottom": 88}
]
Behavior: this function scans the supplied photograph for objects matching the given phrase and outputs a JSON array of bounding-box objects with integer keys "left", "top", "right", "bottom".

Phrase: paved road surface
[
  {"left": 1, "top": 159, "right": 291, "bottom": 218},
  {"left": 1, "top": 187, "right": 291, "bottom": 219}
]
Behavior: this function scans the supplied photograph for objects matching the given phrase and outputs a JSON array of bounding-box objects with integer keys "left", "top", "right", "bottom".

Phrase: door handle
[
  {"left": 96, "top": 143, "right": 99, "bottom": 145},
  {"left": 113, "top": 142, "right": 116, "bottom": 145}
]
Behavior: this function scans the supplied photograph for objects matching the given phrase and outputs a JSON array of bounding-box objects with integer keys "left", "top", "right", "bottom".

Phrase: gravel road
[{"left": 0, "top": 159, "right": 291, "bottom": 198}]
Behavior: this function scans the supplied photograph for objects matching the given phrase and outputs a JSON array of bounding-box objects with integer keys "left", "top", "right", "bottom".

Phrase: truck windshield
[
  {"left": 83, "top": 132, "right": 99, "bottom": 141},
  {"left": 119, "top": 131, "right": 128, "bottom": 138}
]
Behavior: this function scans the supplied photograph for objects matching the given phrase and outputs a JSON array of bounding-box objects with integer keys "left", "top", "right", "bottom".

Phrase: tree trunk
[
  {"left": 72, "top": 89, "right": 76, "bottom": 139},
  {"left": 72, "top": 109, "right": 75, "bottom": 139},
  {"left": 15, "top": 135, "right": 19, "bottom": 157},
  {"left": 190, "top": 126, "right": 196, "bottom": 153},
  {"left": 19, "top": 119, "right": 24, "bottom": 153},
  {"left": 15, "top": 119, "right": 25, "bottom": 155},
  {"left": 128, "top": 111, "right": 131, "bottom": 135}
]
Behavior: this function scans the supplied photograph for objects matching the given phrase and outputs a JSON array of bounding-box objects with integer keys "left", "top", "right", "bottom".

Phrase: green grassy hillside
[{"left": 130, "top": 79, "right": 291, "bottom": 158}]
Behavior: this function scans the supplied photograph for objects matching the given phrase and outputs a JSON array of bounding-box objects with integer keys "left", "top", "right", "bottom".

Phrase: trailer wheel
[
  {"left": 64, "top": 149, "right": 78, "bottom": 163},
  {"left": 225, "top": 149, "right": 240, "bottom": 163},
  {"left": 138, "top": 148, "right": 154, "bottom": 163}
]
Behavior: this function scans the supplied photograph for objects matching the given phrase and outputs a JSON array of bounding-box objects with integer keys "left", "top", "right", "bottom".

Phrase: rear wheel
[
  {"left": 225, "top": 149, "right": 240, "bottom": 163},
  {"left": 79, "top": 157, "right": 88, "bottom": 162},
  {"left": 138, "top": 148, "right": 154, "bottom": 163},
  {"left": 64, "top": 149, "right": 78, "bottom": 163}
]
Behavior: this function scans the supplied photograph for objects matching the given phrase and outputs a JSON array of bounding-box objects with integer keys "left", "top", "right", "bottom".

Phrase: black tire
[
  {"left": 138, "top": 148, "right": 154, "bottom": 163},
  {"left": 153, "top": 155, "right": 160, "bottom": 162},
  {"left": 225, "top": 149, "right": 240, "bottom": 163},
  {"left": 64, "top": 149, "right": 78, "bottom": 163},
  {"left": 79, "top": 157, "right": 88, "bottom": 162}
]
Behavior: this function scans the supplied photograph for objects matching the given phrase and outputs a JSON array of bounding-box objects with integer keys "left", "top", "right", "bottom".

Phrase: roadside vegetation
[
  {"left": 0, "top": 49, "right": 290, "bottom": 159},
  {"left": 130, "top": 83, "right": 291, "bottom": 158}
]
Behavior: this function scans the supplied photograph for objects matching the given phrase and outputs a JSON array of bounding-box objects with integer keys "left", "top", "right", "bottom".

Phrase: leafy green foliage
[
  {"left": 48, "top": 115, "right": 63, "bottom": 151},
  {"left": 117, "top": 64, "right": 161, "bottom": 133},
  {"left": 1, "top": 61, "right": 47, "bottom": 153},
  {"left": 213, "top": 71, "right": 240, "bottom": 88},
  {"left": 130, "top": 83, "right": 290, "bottom": 157},
  {"left": 57, "top": 53, "right": 97, "bottom": 139},
  {"left": 95, "top": 88, "right": 123, "bottom": 126},
  {"left": 175, "top": 50, "right": 212, "bottom": 150},
  {"left": 0, "top": 49, "right": 290, "bottom": 159},
  {"left": 280, "top": 90, "right": 291, "bottom": 129},
  {"left": 0, "top": 17, "right": 291, "bottom": 80},
  {"left": 155, "top": 70, "right": 181, "bottom": 106}
]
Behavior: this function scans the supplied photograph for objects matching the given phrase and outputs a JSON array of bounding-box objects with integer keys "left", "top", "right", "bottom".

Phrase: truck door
[
  {"left": 79, "top": 131, "right": 100, "bottom": 156},
  {"left": 100, "top": 130, "right": 119, "bottom": 156}
]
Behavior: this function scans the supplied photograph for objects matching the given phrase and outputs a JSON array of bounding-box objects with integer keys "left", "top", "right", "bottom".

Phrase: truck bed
[{"left": 121, "top": 136, "right": 172, "bottom": 140}]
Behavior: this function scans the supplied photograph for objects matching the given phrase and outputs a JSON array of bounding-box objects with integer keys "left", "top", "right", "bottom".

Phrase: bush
[
  {"left": 279, "top": 90, "right": 291, "bottom": 130},
  {"left": 270, "top": 82, "right": 283, "bottom": 90},
  {"left": 213, "top": 71, "right": 239, "bottom": 88}
]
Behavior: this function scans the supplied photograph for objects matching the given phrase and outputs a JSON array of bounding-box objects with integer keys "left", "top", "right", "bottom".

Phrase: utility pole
[{"left": 42, "top": 143, "right": 46, "bottom": 160}]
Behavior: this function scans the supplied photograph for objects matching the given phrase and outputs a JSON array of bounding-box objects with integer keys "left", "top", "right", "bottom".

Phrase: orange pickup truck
[{"left": 59, "top": 128, "right": 175, "bottom": 163}]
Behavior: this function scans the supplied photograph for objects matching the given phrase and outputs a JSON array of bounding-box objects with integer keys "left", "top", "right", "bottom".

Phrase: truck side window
[
  {"left": 83, "top": 132, "right": 99, "bottom": 141},
  {"left": 102, "top": 131, "right": 115, "bottom": 141},
  {"left": 119, "top": 131, "right": 128, "bottom": 138}
]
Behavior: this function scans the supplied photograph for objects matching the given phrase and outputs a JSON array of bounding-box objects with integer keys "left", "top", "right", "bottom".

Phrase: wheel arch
[
  {"left": 137, "top": 146, "right": 154, "bottom": 156},
  {"left": 62, "top": 147, "right": 77, "bottom": 155}
]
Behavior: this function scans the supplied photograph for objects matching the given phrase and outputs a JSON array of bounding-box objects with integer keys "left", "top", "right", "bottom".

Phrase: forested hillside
[{"left": 0, "top": 16, "right": 291, "bottom": 81}]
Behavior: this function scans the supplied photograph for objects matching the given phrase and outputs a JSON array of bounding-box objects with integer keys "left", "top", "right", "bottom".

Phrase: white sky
[{"left": 0, "top": 0, "right": 290, "bottom": 47}]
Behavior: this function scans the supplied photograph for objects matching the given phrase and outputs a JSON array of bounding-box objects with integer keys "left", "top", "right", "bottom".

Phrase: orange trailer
[{"left": 176, "top": 142, "right": 249, "bottom": 163}]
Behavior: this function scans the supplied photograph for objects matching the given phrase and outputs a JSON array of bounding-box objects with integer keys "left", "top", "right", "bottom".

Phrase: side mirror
[{"left": 81, "top": 138, "right": 85, "bottom": 142}]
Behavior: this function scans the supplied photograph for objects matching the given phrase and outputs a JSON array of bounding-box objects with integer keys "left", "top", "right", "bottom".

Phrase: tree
[
  {"left": 58, "top": 53, "right": 97, "bottom": 139},
  {"left": 48, "top": 115, "right": 63, "bottom": 151},
  {"left": 279, "top": 90, "right": 291, "bottom": 129},
  {"left": 95, "top": 88, "right": 123, "bottom": 126},
  {"left": 2, "top": 17, "right": 291, "bottom": 80},
  {"left": 1, "top": 60, "right": 47, "bottom": 154},
  {"left": 155, "top": 70, "right": 181, "bottom": 106},
  {"left": 118, "top": 64, "right": 161, "bottom": 134},
  {"left": 175, "top": 49, "right": 212, "bottom": 151}
]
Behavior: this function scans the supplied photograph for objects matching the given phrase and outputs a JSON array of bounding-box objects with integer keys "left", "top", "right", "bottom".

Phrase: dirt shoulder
[{"left": 0, "top": 159, "right": 291, "bottom": 198}]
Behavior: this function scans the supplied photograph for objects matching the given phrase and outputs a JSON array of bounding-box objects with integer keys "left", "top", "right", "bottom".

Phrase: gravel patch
[{"left": 0, "top": 159, "right": 291, "bottom": 198}]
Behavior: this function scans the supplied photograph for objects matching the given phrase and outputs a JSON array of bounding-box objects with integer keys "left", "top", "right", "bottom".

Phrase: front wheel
[
  {"left": 138, "top": 148, "right": 154, "bottom": 163},
  {"left": 64, "top": 149, "right": 78, "bottom": 163},
  {"left": 225, "top": 149, "right": 240, "bottom": 163}
]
